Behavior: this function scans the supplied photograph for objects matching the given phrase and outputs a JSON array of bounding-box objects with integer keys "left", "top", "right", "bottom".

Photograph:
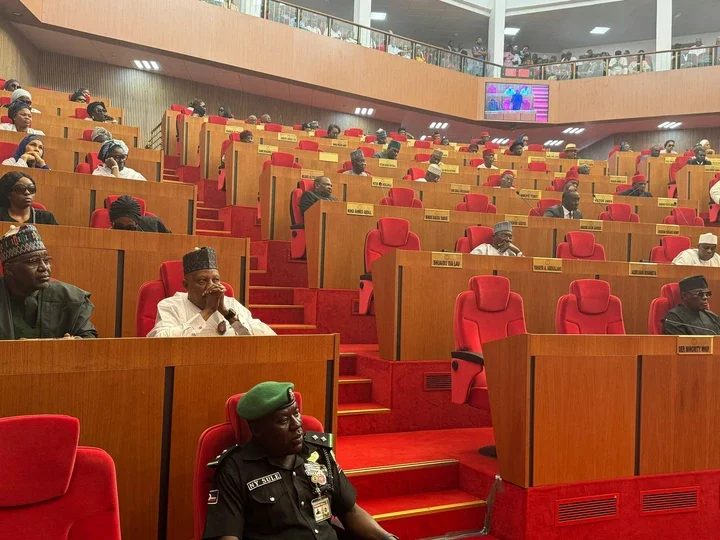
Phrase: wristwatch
[{"left": 224, "top": 309, "right": 237, "bottom": 322}]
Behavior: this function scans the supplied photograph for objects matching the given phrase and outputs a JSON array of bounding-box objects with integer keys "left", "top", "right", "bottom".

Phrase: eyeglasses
[
  {"left": 110, "top": 155, "right": 128, "bottom": 162},
  {"left": 112, "top": 223, "right": 138, "bottom": 231},
  {"left": 22, "top": 256, "right": 53, "bottom": 268},
  {"left": 12, "top": 184, "right": 36, "bottom": 195},
  {"left": 687, "top": 290, "right": 712, "bottom": 298}
]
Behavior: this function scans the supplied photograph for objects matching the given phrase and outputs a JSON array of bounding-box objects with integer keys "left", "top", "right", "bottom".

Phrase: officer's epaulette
[
  {"left": 304, "top": 431, "right": 335, "bottom": 449},
  {"left": 207, "top": 444, "right": 239, "bottom": 468}
]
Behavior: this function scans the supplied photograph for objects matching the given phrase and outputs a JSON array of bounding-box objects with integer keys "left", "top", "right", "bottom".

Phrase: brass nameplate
[
  {"left": 505, "top": 214, "right": 529, "bottom": 227},
  {"left": 532, "top": 257, "right": 563, "bottom": 273},
  {"left": 656, "top": 224, "right": 680, "bottom": 235},
  {"left": 578, "top": 159, "right": 594, "bottom": 165},
  {"left": 300, "top": 169, "right": 325, "bottom": 180},
  {"left": 424, "top": 209, "right": 450, "bottom": 222},
  {"left": 430, "top": 252, "right": 463, "bottom": 268},
  {"left": 579, "top": 219, "right": 603, "bottom": 232},
  {"left": 528, "top": 156, "right": 545, "bottom": 163},
  {"left": 224, "top": 126, "right": 245, "bottom": 134},
  {"left": 319, "top": 152, "right": 339, "bottom": 163},
  {"left": 554, "top": 172, "right": 566, "bottom": 178},
  {"left": 440, "top": 164, "right": 459, "bottom": 174},
  {"left": 519, "top": 189, "right": 541, "bottom": 200},
  {"left": 331, "top": 139, "right": 349, "bottom": 148},
  {"left": 371, "top": 177, "right": 393, "bottom": 188},
  {"left": 657, "top": 197, "right": 678, "bottom": 208},
  {"left": 609, "top": 176, "right": 627, "bottom": 184},
  {"left": 677, "top": 336, "right": 714, "bottom": 355},
  {"left": 450, "top": 183, "right": 471, "bottom": 194},
  {"left": 406, "top": 141, "right": 416, "bottom": 148},
  {"left": 307, "top": 130, "right": 315, "bottom": 137},
  {"left": 255, "top": 124, "right": 265, "bottom": 131},
  {"left": 379, "top": 159, "right": 398, "bottom": 169},
  {"left": 545, "top": 151, "right": 559, "bottom": 159},
  {"left": 709, "top": 158, "right": 720, "bottom": 165},
  {"left": 346, "top": 203, "right": 374, "bottom": 216},
  {"left": 664, "top": 156, "right": 677, "bottom": 163},
  {"left": 628, "top": 262, "right": 658, "bottom": 277},
  {"left": 705, "top": 165, "right": 720, "bottom": 172},
  {"left": 440, "top": 149, "right": 449, "bottom": 157},
  {"left": 593, "top": 194, "right": 614, "bottom": 204},
  {"left": 257, "top": 144, "right": 279, "bottom": 155},
  {"left": 278, "top": 133, "right": 298, "bottom": 142}
]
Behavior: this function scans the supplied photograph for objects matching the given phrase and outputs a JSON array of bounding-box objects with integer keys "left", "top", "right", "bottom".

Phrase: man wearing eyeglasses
[
  {"left": 672, "top": 233, "right": 720, "bottom": 267},
  {"left": 0, "top": 225, "right": 97, "bottom": 339},
  {"left": 663, "top": 275, "right": 720, "bottom": 336}
]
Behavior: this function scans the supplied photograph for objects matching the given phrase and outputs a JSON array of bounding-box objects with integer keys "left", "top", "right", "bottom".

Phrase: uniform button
[
  {"left": 314, "top": 529, "right": 319, "bottom": 534},
  {"left": 270, "top": 497, "right": 275, "bottom": 502},
  {"left": 293, "top": 472, "right": 297, "bottom": 476},
  {"left": 301, "top": 501, "right": 305, "bottom": 506}
]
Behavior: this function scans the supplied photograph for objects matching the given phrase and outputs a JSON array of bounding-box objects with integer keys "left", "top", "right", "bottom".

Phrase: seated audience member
[
  {"left": 299, "top": 176, "right": 338, "bottom": 215},
  {"left": 415, "top": 163, "right": 442, "bottom": 183},
  {"left": 564, "top": 179, "right": 579, "bottom": 193},
  {"left": 0, "top": 225, "right": 97, "bottom": 339},
  {"left": 441, "top": 137, "right": 450, "bottom": 146},
  {"left": 672, "top": 233, "right": 720, "bottom": 267},
  {"left": 467, "top": 143, "right": 479, "bottom": 153},
  {"left": 239, "top": 130, "right": 254, "bottom": 143},
  {"left": 620, "top": 174, "right": 653, "bottom": 197},
  {"left": 509, "top": 141, "right": 523, "bottom": 156},
  {"left": 619, "top": 141, "right": 632, "bottom": 151},
  {"left": 479, "top": 131, "right": 491, "bottom": 145},
  {"left": 109, "top": 195, "right": 171, "bottom": 233},
  {"left": 0, "top": 102, "right": 45, "bottom": 135},
  {"left": 471, "top": 221, "right": 522, "bottom": 257},
  {"left": 1, "top": 135, "right": 49, "bottom": 169},
  {"left": 301, "top": 120, "right": 319, "bottom": 131},
  {"left": 374, "top": 140, "right": 401, "bottom": 160},
  {"left": 69, "top": 88, "right": 90, "bottom": 103},
  {"left": 202, "top": 381, "right": 398, "bottom": 540},
  {"left": 91, "top": 126, "right": 113, "bottom": 143},
  {"left": 0, "top": 172, "right": 58, "bottom": 225},
  {"left": 3, "top": 79, "right": 21, "bottom": 92},
  {"left": 2, "top": 89, "right": 41, "bottom": 114},
  {"left": 640, "top": 145, "right": 662, "bottom": 163},
  {"left": 246, "top": 115, "right": 258, "bottom": 125},
  {"left": 477, "top": 148, "right": 498, "bottom": 169},
  {"left": 517, "top": 134, "right": 529, "bottom": 149},
  {"left": 147, "top": 247, "right": 275, "bottom": 337},
  {"left": 564, "top": 143, "right": 578, "bottom": 159},
  {"left": 498, "top": 169, "right": 515, "bottom": 188},
  {"left": 687, "top": 145, "right": 712, "bottom": 165},
  {"left": 217, "top": 105, "right": 234, "bottom": 119},
  {"left": 86, "top": 101, "right": 117, "bottom": 124},
  {"left": 660, "top": 139, "right": 677, "bottom": 154},
  {"left": 398, "top": 127, "right": 414, "bottom": 139},
  {"left": 577, "top": 163, "right": 591, "bottom": 175},
  {"left": 343, "top": 149, "right": 369, "bottom": 176},
  {"left": 663, "top": 275, "right": 719, "bottom": 335},
  {"left": 189, "top": 100, "right": 206, "bottom": 118},
  {"left": 711, "top": 175, "right": 720, "bottom": 204},
  {"left": 429, "top": 149, "right": 444, "bottom": 165},
  {"left": 544, "top": 190, "right": 583, "bottom": 219},
  {"left": 260, "top": 113, "right": 272, "bottom": 123},
  {"left": 699, "top": 139, "right": 712, "bottom": 152},
  {"left": 326, "top": 124, "right": 341, "bottom": 139},
  {"left": 375, "top": 129, "right": 388, "bottom": 145},
  {"left": 92, "top": 139, "right": 146, "bottom": 181}
]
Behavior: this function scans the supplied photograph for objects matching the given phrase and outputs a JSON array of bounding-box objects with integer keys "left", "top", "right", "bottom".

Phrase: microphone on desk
[
  {"left": 515, "top": 190, "right": 541, "bottom": 215},
  {"left": 661, "top": 317, "right": 719, "bottom": 335},
  {"left": 591, "top": 192, "right": 614, "bottom": 221}
]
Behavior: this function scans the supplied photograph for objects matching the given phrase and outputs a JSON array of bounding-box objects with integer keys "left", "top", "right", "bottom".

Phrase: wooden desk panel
[
  {"left": 640, "top": 155, "right": 672, "bottom": 192},
  {"left": 2, "top": 86, "right": 113, "bottom": 107},
  {"left": 676, "top": 166, "right": 715, "bottom": 215},
  {"left": 30, "top": 116, "right": 140, "bottom": 148},
  {"left": 0, "top": 89, "right": 121, "bottom": 120},
  {"left": 178, "top": 115, "right": 207, "bottom": 166},
  {"left": 610, "top": 152, "right": 640, "bottom": 177}
]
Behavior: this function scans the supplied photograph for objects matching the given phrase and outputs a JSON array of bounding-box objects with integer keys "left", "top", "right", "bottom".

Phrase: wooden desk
[
  {"left": 516, "top": 157, "right": 608, "bottom": 175},
  {"left": 30, "top": 116, "right": 141, "bottom": 148},
  {"left": 372, "top": 250, "right": 720, "bottom": 360},
  {"left": 0, "top": 223, "right": 249, "bottom": 338},
  {"left": 676, "top": 165, "right": 716, "bottom": 215},
  {"left": 0, "top": 166, "right": 195, "bottom": 233},
  {"left": 640, "top": 155, "right": 672, "bottom": 191},
  {"left": 0, "top": 334, "right": 339, "bottom": 540},
  {"left": 1, "top": 90, "right": 123, "bottom": 123},
  {"left": 7, "top": 86, "right": 113, "bottom": 107},
  {"left": 483, "top": 334, "right": 720, "bottom": 488},
  {"left": 305, "top": 201, "right": 708, "bottom": 290},
  {"left": 610, "top": 151, "right": 640, "bottom": 177}
]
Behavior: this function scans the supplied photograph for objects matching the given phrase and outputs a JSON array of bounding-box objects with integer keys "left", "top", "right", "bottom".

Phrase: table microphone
[
  {"left": 662, "top": 317, "right": 719, "bottom": 335},
  {"left": 515, "top": 190, "right": 542, "bottom": 215},
  {"left": 592, "top": 193, "right": 614, "bottom": 220}
]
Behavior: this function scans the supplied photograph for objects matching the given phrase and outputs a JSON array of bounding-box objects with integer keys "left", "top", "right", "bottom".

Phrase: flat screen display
[{"left": 484, "top": 83, "right": 549, "bottom": 123}]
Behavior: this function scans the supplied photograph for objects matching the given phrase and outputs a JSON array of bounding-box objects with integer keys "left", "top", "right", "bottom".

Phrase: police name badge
[{"left": 312, "top": 496, "right": 332, "bottom": 522}]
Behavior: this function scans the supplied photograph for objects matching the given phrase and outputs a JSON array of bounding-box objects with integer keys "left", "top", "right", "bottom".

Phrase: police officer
[{"left": 203, "top": 381, "right": 400, "bottom": 540}]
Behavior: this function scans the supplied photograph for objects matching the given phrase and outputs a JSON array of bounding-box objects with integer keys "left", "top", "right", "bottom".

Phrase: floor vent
[
  {"left": 556, "top": 494, "right": 618, "bottom": 526},
  {"left": 640, "top": 487, "right": 699, "bottom": 516},
  {"left": 423, "top": 372, "right": 451, "bottom": 391}
]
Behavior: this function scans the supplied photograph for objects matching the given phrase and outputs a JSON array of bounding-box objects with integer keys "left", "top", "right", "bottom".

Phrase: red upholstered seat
[
  {"left": 556, "top": 279, "right": 625, "bottom": 334},
  {"left": 170, "top": 104, "right": 189, "bottom": 113},
  {"left": 292, "top": 124, "right": 303, "bottom": 130},
  {"left": 635, "top": 149, "right": 651, "bottom": 172},
  {"left": 556, "top": 231, "right": 606, "bottom": 260},
  {"left": 0, "top": 415, "right": 121, "bottom": 539},
  {"left": 528, "top": 144, "right": 543, "bottom": 151},
  {"left": 413, "top": 140, "right": 431, "bottom": 149},
  {"left": 31, "top": 202, "right": 46, "bottom": 210},
  {"left": 337, "top": 161, "right": 353, "bottom": 173},
  {"left": 363, "top": 135, "right": 377, "bottom": 143},
  {"left": 262, "top": 152, "right": 302, "bottom": 172},
  {"left": 344, "top": 128, "right": 363, "bottom": 137},
  {"left": 71, "top": 107, "right": 90, "bottom": 120},
  {"left": 414, "top": 153, "right": 431, "bottom": 163},
  {"left": 527, "top": 161, "right": 548, "bottom": 172},
  {"left": 468, "top": 158, "right": 484, "bottom": 167},
  {"left": 263, "top": 123, "right": 283, "bottom": 132},
  {"left": 357, "top": 146, "right": 375, "bottom": 158},
  {"left": 0, "top": 115, "right": 10, "bottom": 123},
  {"left": 193, "top": 393, "right": 323, "bottom": 540},
  {"left": 648, "top": 282, "right": 681, "bottom": 334},
  {"left": 650, "top": 235, "right": 692, "bottom": 263},
  {"left": 81, "top": 129, "right": 94, "bottom": 141},
  {"left": 615, "top": 183, "right": 633, "bottom": 194},
  {"left": 90, "top": 196, "right": 156, "bottom": 229},
  {"left": 608, "top": 145, "right": 620, "bottom": 158},
  {"left": 455, "top": 225, "right": 493, "bottom": 253},
  {"left": 290, "top": 179, "right": 315, "bottom": 259},
  {"left": 456, "top": 194, "right": 497, "bottom": 214},
  {"left": 404, "top": 167, "right": 426, "bottom": 181},
  {"left": 75, "top": 162, "right": 92, "bottom": 174},
  {"left": 528, "top": 198, "right": 561, "bottom": 217},
  {"left": 86, "top": 152, "right": 101, "bottom": 171},
  {"left": 314, "top": 129, "right": 328, "bottom": 137},
  {"left": 0, "top": 142, "right": 15, "bottom": 162},
  {"left": 482, "top": 174, "right": 501, "bottom": 187},
  {"left": 208, "top": 116, "right": 228, "bottom": 125},
  {"left": 380, "top": 187, "right": 423, "bottom": 208},
  {"left": 359, "top": 218, "right": 421, "bottom": 314},
  {"left": 135, "top": 261, "right": 235, "bottom": 336},
  {"left": 296, "top": 140, "right": 319, "bottom": 151},
  {"left": 390, "top": 133, "right": 407, "bottom": 142},
  {"left": 599, "top": 203, "right": 639, "bottom": 222},
  {"left": 664, "top": 207, "right": 704, "bottom": 227},
  {"left": 458, "top": 146, "right": 470, "bottom": 152},
  {"left": 484, "top": 142, "right": 499, "bottom": 150},
  {"left": 0, "top": 96, "right": 9, "bottom": 106}
]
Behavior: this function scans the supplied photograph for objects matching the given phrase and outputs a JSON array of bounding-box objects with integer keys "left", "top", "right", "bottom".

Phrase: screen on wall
[{"left": 484, "top": 83, "right": 549, "bottom": 123}]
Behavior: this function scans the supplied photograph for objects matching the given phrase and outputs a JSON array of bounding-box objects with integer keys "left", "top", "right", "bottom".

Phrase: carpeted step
[
  {"left": 270, "top": 324, "right": 319, "bottom": 335},
  {"left": 196, "top": 218, "right": 225, "bottom": 231},
  {"left": 249, "top": 286, "right": 295, "bottom": 305},
  {"left": 249, "top": 304, "right": 305, "bottom": 325},
  {"left": 339, "top": 353, "right": 357, "bottom": 377},
  {"left": 196, "top": 229, "right": 232, "bottom": 237},
  {"left": 338, "top": 402, "right": 391, "bottom": 416},
  {"left": 249, "top": 270, "right": 272, "bottom": 287},
  {"left": 197, "top": 207, "right": 219, "bottom": 220},
  {"left": 163, "top": 155, "right": 181, "bottom": 171},
  {"left": 338, "top": 376, "right": 372, "bottom": 404},
  {"left": 347, "top": 460, "right": 460, "bottom": 500}
]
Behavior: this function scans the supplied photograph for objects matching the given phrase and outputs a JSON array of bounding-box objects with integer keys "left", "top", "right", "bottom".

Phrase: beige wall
[{"left": 0, "top": 18, "right": 38, "bottom": 87}]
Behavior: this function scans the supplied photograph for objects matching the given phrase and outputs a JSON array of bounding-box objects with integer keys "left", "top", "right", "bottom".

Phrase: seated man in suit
[
  {"left": 619, "top": 174, "right": 653, "bottom": 197},
  {"left": 543, "top": 190, "right": 583, "bottom": 219},
  {"left": 663, "top": 275, "right": 719, "bottom": 335},
  {"left": 299, "top": 176, "right": 338, "bottom": 215},
  {"left": 687, "top": 145, "right": 712, "bottom": 166}
]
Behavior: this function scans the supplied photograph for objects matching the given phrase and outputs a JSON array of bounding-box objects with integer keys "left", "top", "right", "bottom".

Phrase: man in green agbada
[{"left": 0, "top": 225, "right": 97, "bottom": 339}]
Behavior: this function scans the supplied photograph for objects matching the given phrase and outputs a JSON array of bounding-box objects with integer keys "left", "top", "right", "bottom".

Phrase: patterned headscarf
[{"left": 98, "top": 140, "right": 129, "bottom": 161}]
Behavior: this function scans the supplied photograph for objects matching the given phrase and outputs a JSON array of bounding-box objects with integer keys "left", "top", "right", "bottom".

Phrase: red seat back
[
  {"left": 0, "top": 142, "right": 15, "bottom": 162},
  {"left": 456, "top": 194, "right": 497, "bottom": 214},
  {"left": 455, "top": 225, "right": 493, "bottom": 253},
  {"left": 648, "top": 282, "right": 681, "bottom": 334},
  {"left": 468, "top": 158, "right": 484, "bottom": 167},
  {"left": 344, "top": 128, "right": 363, "bottom": 137},
  {"left": 664, "top": 207, "right": 704, "bottom": 227},
  {"left": 263, "top": 123, "right": 283, "bottom": 132},
  {"left": 527, "top": 161, "right": 548, "bottom": 172},
  {"left": 357, "top": 146, "right": 375, "bottom": 158},
  {"left": 615, "top": 183, "right": 633, "bottom": 194},
  {"left": 86, "top": 152, "right": 101, "bottom": 171},
  {"left": 296, "top": 140, "right": 319, "bottom": 151},
  {"left": 262, "top": 152, "right": 302, "bottom": 172},
  {"left": 528, "top": 198, "right": 561, "bottom": 217},
  {"left": 338, "top": 161, "right": 353, "bottom": 173},
  {"left": 290, "top": 180, "right": 315, "bottom": 226},
  {"left": 414, "top": 140, "right": 431, "bottom": 149},
  {"left": 528, "top": 144, "right": 543, "bottom": 151},
  {"left": 405, "top": 167, "right": 426, "bottom": 181},
  {"left": 81, "top": 129, "right": 94, "bottom": 141},
  {"left": 170, "top": 104, "right": 188, "bottom": 112},
  {"left": 650, "top": 235, "right": 692, "bottom": 263},
  {"left": 598, "top": 203, "right": 639, "bottom": 222},
  {"left": 379, "top": 187, "right": 423, "bottom": 208},
  {"left": 414, "top": 153, "right": 431, "bottom": 163},
  {"left": 208, "top": 116, "right": 228, "bottom": 125},
  {"left": 364, "top": 135, "right": 377, "bottom": 143},
  {"left": 390, "top": 133, "right": 407, "bottom": 142},
  {"left": 0, "top": 115, "right": 10, "bottom": 123},
  {"left": 0, "top": 96, "right": 10, "bottom": 106},
  {"left": 556, "top": 231, "right": 606, "bottom": 261},
  {"left": 314, "top": 129, "right": 328, "bottom": 137},
  {"left": 73, "top": 107, "right": 90, "bottom": 120},
  {"left": 482, "top": 174, "right": 501, "bottom": 187},
  {"left": 556, "top": 279, "right": 625, "bottom": 334},
  {"left": 364, "top": 217, "right": 421, "bottom": 273},
  {"left": 75, "top": 162, "right": 92, "bottom": 174},
  {"left": 0, "top": 415, "right": 121, "bottom": 539},
  {"left": 608, "top": 145, "right": 620, "bottom": 158}
]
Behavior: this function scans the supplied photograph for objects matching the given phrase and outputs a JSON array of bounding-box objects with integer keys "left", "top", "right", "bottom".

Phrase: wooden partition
[
  {"left": 304, "top": 200, "right": 707, "bottom": 290},
  {"left": 0, "top": 166, "right": 195, "bottom": 233},
  {"left": 27, "top": 116, "right": 141, "bottom": 148},
  {"left": 640, "top": 155, "right": 673, "bottom": 190},
  {"left": 676, "top": 165, "right": 717, "bottom": 215},
  {"left": 0, "top": 223, "right": 250, "bottom": 338},
  {"left": 0, "top": 88, "right": 122, "bottom": 121},
  {"left": 0, "top": 334, "right": 339, "bottom": 540},
  {"left": 609, "top": 151, "right": 640, "bottom": 176},
  {"left": 372, "top": 250, "right": 720, "bottom": 360},
  {"left": 483, "top": 334, "right": 720, "bottom": 488}
]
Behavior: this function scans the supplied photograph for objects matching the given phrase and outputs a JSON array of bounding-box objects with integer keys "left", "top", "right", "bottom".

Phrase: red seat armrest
[{"left": 451, "top": 350, "right": 485, "bottom": 367}]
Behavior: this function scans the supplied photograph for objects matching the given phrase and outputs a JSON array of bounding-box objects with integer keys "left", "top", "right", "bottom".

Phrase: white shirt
[
  {"left": 1, "top": 157, "right": 30, "bottom": 167},
  {"left": 0, "top": 124, "right": 45, "bottom": 135},
  {"left": 92, "top": 164, "right": 147, "bottom": 181},
  {"left": 147, "top": 292, "right": 276, "bottom": 337},
  {"left": 671, "top": 249, "right": 720, "bottom": 267},
  {"left": 563, "top": 206, "right": 575, "bottom": 219},
  {"left": 470, "top": 243, "right": 523, "bottom": 257},
  {"left": 710, "top": 180, "right": 720, "bottom": 204},
  {"left": 342, "top": 170, "right": 370, "bottom": 176},
  {"left": 415, "top": 178, "right": 427, "bottom": 182},
  {"left": 477, "top": 164, "right": 498, "bottom": 169},
  {"left": 659, "top": 149, "right": 677, "bottom": 154}
]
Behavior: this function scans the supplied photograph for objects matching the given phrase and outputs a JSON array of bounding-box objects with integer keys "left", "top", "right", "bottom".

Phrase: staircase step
[
  {"left": 270, "top": 324, "right": 318, "bottom": 335},
  {"left": 196, "top": 218, "right": 226, "bottom": 231},
  {"left": 249, "top": 286, "right": 295, "bottom": 305},
  {"left": 338, "top": 403, "right": 391, "bottom": 416},
  {"left": 347, "top": 460, "right": 459, "bottom": 500},
  {"left": 249, "top": 304, "right": 305, "bottom": 325},
  {"left": 196, "top": 229, "right": 232, "bottom": 237},
  {"left": 338, "top": 376, "right": 372, "bottom": 404},
  {"left": 339, "top": 353, "right": 357, "bottom": 377},
  {"left": 197, "top": 207, "right": 220, "bottom": 220}
]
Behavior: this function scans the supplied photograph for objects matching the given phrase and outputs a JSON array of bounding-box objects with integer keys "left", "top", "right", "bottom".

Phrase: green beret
[
  {"left": 237, "top": 381, "right": 295, "bottom": 420},
  {"left": 388, "top": 140, "right": 402, "bottom": 151}
]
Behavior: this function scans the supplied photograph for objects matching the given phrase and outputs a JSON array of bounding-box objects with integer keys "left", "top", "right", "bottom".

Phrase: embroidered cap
[
  {"left": 0, "top": 225, "right": 46, "bottom": 262},
  {"left": 182, "top": 247, "right": 218, "bottom": 275},
  {"left": 237, "top": 381, "right": 296, "bottom": 420}
]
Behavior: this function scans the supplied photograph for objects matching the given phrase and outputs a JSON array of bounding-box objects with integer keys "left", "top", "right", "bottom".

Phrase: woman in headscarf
[
  {"left": 189, "top": 99, "right": 206, "bottom": 118},
  {"left": 92, "top": 139, "right": 146, "bottom": 181},
  {"left": 619, "top": 141, "right": 632, "bottom": 152},
  {"left": 2, "top": 89, "right": 41, "bottom": 114},
  {"left": 108, "top": 194, "right": 171, "bottom": 233},
  {"left": 2, "top": 79, "right": 21, "bottom": 92},
  {"left": 0, "top": 171, "right": 58, "bottom": 225},
  {"left": 516, "top": 133, "right": 529, "bottom": 148},
  {"left": 90, "top": 127, "right": 112, "bottom": 143},
  {"left": 217, "top": 105, "right": 234, "bottom": 119},
  {"left": 1, "top": 135, "right": 49, "bottom": 169},
  {"left": 86, "top": 101, "right": 117, "bottom": 124},
  {"left": 70, "top": 88, "right": 90, "bottom": 103},
  {"left": 0, "top": 102, "right": 45, "bottom": 135}
]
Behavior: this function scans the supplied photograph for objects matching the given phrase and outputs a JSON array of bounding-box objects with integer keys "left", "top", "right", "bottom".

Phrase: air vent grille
[
  {"left": 556, "top": 494, "right": 618, "bottom": 526},
  {"left": 423, "top": 372, "right": 451, "bottom": 391},
  {"left": 640, "top": 487, "right": 698, "bottom": 516}
]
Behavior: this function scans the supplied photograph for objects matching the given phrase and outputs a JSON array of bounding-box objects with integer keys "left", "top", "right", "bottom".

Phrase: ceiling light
[
  {"left": 150, "top": 61, "right": 160, "bottom": 70},
  {"left": 367, "top": 108, "right": 374, "bottom": 115},
  {"left": 429, "top": 122, "right": 437, "bottom": 129},
  {"left": 355, "top": 107, "right": 361, "bottom": 114},
  {"left": 141, "top": 60, "right": 151, "bottom": 69},
  {"left": 545, "top": 140, "right": 553, "bottom": 145},
  {"left": 576, "top": 128, "right": 585, "bottom": 134},
  {"left": 11, "top": 12, "right": 21, "bottom": 16},
  {"left": 420, "top": 135, "right": 427, "bottom": 141},
  {"left": 668, "top": 122, "right": 682, "bottom": 129},
  {"left": 441, "top": 122, "right": 449, "bottom": 129},
  {"left": 658, "top": 121, "right": 671, "bottom": 128},
  {"left": 133, "top": 60, "right": 143, "bottom": 69},
  {"left": 360, "top": 108, "right": 368, "bottom": 115},
  {"left": 590, "top": 27, "right": 610, "bottom": 34},
  {"left": 370, "top": 12, "right": 387, "bottom": 21},
  {"left": 504, "top": 28, "right": 520, "bottom": 36},
  {"left": 491, "top": 138, "right": 500, "bottom": 143},
  {"left": 562, "top": 128, "right": 572, "bottom": 134}
]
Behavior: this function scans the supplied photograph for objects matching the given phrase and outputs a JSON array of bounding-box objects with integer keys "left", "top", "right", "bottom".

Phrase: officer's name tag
[
  {"left": 312, "top": 496, "right": 332, "bottom": 522},
  {"left": 247, "top": 472, "right": 282, "bottom": 491}
]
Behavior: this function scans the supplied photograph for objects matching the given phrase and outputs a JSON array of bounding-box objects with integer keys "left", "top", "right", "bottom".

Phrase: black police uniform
[{"left": 203, "top": 431, "right": 356, "bottom": 540}]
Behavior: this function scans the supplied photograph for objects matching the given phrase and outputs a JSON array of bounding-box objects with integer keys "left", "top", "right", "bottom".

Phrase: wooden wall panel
[{"left": 0, "top": 19, "right": 38, "bottom": 87}]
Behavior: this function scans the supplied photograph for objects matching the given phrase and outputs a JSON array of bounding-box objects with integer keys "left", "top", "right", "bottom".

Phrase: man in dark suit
[
  {"left": 687, "top": 145, "right": 712, "bottom": 166},
  {"left": 544, "top": 190, "right": 583, "bottom": 219}
]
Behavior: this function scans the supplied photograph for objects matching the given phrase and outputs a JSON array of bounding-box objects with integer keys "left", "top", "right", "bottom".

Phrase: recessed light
[
  {"left": 429, "top": 122, "right": 437, "bottom": 129},
  {"left": 360, "top": 108, "right": 368, "bottom": 115},
  {"left": 590, "top": 27, "right": 610, "bottom": 34},
  {"left": 355, "top": 107, "right": 361, "bottom": 115},
  {"left": 367, "top": 108, "right": 374, "bottom": 116},
  {"left": 576, "top": 128, "right": 585, "bottom": 134},
  {"left": 491, "top": 138, "right": 500, "bottom": 143},
  {"left": 441, "top": 123, "right": 449, "bottom": 129},
  {"left": 562, "top": 128, "right": 572, "bottom": 134},
  {"left": 668, "top": 122, "right": 682, "bottom": 129},
  {"left": 12, "top": 12, "right": 21, "bottom": 16},
  {"left": 504, "top": 28, "right": 520, "bottom": 36},
  {"left": 420, "top": 135, "right": 427, "bottom": 141},
  {"left": 370, "top": 12, "right": 387, "bottom": 21},
  {"left": 141, "top": 60, "right": 151, "bottom": 69},
  {"left": 658, "top": 121, "right": 671, "bottom": 128},
  {"left": 150, "top": 61, "right": 160, "bottom": 70},
  {"left": 133, "top": 60, "right": 143, "bottom": 69}
]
